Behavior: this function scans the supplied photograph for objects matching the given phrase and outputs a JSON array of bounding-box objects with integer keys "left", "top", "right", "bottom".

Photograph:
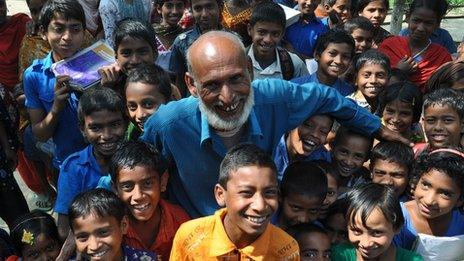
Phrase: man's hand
[
  {"left": 51, "top": 75, "right": 71, "bottom": 115},
  {"left": 99, "top": 63, "right": 121, "bottom": 88},
  {"left": 375, "top": 125, "right": 414, "bottom": 147},
  {"left": 397, "top": 56, "right": 418, "bottom": 75}
]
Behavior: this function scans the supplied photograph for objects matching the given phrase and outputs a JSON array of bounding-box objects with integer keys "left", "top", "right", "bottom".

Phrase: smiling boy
[
  {"left": 110, "top": 140, "right": 190, "bottom": 261},
  {"left": 247, "top": 1, "right": 309, "bottom": 80},
  {"left": 170, "top": 144, "right": 300, "bottom": 260},
  {"left": 55, "top": 87, "right": 128, "bottom": 240},
  {"left": 69, "top": 189, "right": 157, "bottom": 261}
]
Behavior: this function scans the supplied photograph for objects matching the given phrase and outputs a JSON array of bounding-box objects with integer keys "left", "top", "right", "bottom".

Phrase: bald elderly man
[{"left": 141, "top": 31, "right": 409, "bottom": 218}]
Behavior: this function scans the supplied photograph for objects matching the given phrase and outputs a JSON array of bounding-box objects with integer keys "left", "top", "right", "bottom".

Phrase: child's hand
[
  {"left": 51, "top": 75, "right": 71, "bottom": 115},
  {"left": 397, "top": 56, "right": 418, "bottom": 74},
  {"left": 99, "top": 63, "right": 121, "bottom": 88}
]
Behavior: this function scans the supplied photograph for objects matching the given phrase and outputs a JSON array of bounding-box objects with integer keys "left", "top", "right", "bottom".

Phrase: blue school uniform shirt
[
  {"left": 141, "top": 78, "right": 380, "bottom": 218},
  {"left": 283, "top": 16, "right": 328, "bottom": 57},
  {"left": 54, "top": 145, "right": 111, "bottom": 214},
  {"left": 393, "top": 202, "right": 464, "bottom": 250},
  {"left": 399, "top": 28, "right": 457, "bottom": 54},
  {"left": 291, "top": 73, "right": 355, "bottom": 96},
  {"left": 23, "top": 52, "right": 86, "bottom": 167},
  {"left": 273, "top": 135, "right": 331, "bottom": 181}
]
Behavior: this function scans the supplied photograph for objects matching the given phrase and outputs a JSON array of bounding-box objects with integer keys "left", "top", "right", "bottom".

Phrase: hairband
[
  {"left": 11, "top": 216, "right": 48, "bottom": 234},
  {"left": 429, "top": 148, "right": 464, "bottom": 158}
]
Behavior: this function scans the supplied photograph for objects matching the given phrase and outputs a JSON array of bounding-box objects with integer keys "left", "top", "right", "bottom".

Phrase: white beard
[{"left": 198, "top": 87, "right": 254, "bottom": 131}]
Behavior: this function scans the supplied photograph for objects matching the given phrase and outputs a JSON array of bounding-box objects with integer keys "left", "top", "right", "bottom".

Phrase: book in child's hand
[{"left": 51, "top": 40, "right": 115, "bottom": 92}]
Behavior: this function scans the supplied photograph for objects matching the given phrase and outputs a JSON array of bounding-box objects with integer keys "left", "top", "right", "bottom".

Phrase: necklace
[{"left": 411, "top": 39, "right": 432, "bottom": 60}]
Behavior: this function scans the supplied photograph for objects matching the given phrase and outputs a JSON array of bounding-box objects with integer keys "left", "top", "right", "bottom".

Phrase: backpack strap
[
  {"left": 277, "top": 47, "right": 294, "bottom": 81},
  {"left": 245, "top": 45, "right": 254, "bottom": 80}
]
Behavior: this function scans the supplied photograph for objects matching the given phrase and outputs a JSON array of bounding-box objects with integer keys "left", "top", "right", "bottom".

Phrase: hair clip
[{"left": 21, "top": 229, "right": 34, "bottom": 245}]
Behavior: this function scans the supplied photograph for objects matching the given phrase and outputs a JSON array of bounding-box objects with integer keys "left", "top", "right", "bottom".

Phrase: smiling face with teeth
[
  {"left": 287, "top": 114, "right": 333, "bottom": 160},
  {"left": 356, "top": 62, "right": 388, "bottom": 102},
  {"left": 73, "top": 213, "right": 127, "bottom": 261},
  {"left": 186, "top": 32, "right": 253, "bottom": 132},
  {"left": 215, "top": 166, "right": 279, "bottom": 248},
  {"left": 116, "top": 165, "right": 168, "bottom": 222},
  {"left": 423, "top": 104, "right": 463, "bottom": 150},
  {"left": 248, "top": 21, "right": 284, "bottom": 65},
  {"left": 331, "top": 134, "right": 371, "bottom": 178},
  {"left": 82, "top": 109, "right": 128, "bottom": 161},
  {"left": 316, "top": 43, "right": 352, "bottom": 85}
]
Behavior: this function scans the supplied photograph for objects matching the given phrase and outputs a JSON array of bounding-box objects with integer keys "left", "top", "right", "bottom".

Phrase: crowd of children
[{"left": 0, "top": 0, "right": 464, "bottom": 259}]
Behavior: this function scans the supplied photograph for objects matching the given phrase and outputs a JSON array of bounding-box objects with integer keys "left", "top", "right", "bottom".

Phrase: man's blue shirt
[
  {"left": 23, "top": 52, "right": 86, "bottom": 165},
  {"left": 273, "top": 135, "right": 331, "bottom": 181},
  {"left": 54, "top": 145, "right": 111, "bottom": 214},
  {"left": 141, "top": 78, "right": 380, "bottom": 218},
  {"left": 284, "top": 17, "right": 328, "bottom": 57},
  {"left": 292, "top": 72, "right": 355, "bottom": 96},
  {"left": 399, "top": 27, "right": 456, "bottom": 54}
]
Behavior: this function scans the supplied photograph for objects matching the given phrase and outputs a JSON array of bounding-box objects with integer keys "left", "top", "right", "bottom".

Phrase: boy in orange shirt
[
  {"left": 170, "top": 143, "right": 299, "bottom": 260},
  {"left": 110, "top": 140, "right": 190, "bottom": 261}
]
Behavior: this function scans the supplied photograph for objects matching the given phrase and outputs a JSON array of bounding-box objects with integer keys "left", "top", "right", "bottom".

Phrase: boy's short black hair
[
  {"left": 423, "top": 88, "right": 464, "bottom": 120},
  {"left": 413, "top": 148, "right": 464, "bottom": 198},
  {"left": 370, "top": 141, "right": 414, "bottom": 173},
  {"left": 323, "top": 0, "right": 338, "bottom": 7},
  {"left": 110, "top": 140, "right": 167, "bottom": 183},
  {"left": 313, "top": 159, "right": 340, "bottom": 186},
  {"left": 354, "top": 49, "right": 390, "bottom": 76},
  {"left": 125, "top": 64, "right": 172, "bottom": 101},
  {"left": 78, "top": 87, "right": 128, "bottom": 127},
  {"left": 354, "top": 0, "right": 389, "bottom": 14},
  {"left": 219, "top": 143, "right": 277, "bottom": 188},
  {"left": 343, "top": 16, "right": 374, "bottom": 34},
  {"left": 68, "top": 188, "right": 127, "bottom": 230},
  {"left": 249, "top": 1, "right": 286, "bottom": 29},
  {"left": 331, "top": 126, "right": 374, "bottom": 157},
  {"left": 11, "top": 210, "right": 61, "bottom": 254},
  {"left": 39, "top": 0, "right": 86, "bottom": 30},
  {"left": 281, "top": 161, "right": 328, "bottom": 200},
  {"left": 114, "top": 18, "right": 158, "bottom": 57},
  {"left": 156, "top": 0, "right": 187, "bottom": 7},
  {"left": 287, "top": 223, "right": 329, "bottom": 242},
  {"left": 347, "top": 182, "right": 404, "bottom": 231},
  {"left": 376, "top": 81, "right": 423, "bottom": 124},
  {"left": 314, "top": 29, "right": 355, "bottom": 59}
]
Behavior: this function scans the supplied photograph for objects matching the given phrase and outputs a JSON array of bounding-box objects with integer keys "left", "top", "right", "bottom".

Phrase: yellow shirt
[{"left": 170, "top": 208, "right": 300, "bottom": 261}]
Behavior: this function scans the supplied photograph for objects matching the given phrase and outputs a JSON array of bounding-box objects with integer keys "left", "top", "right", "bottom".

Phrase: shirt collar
[
  {"left": 248, "top": 44, "right": 281, "bottom": 73},
  {"left": 209, "top": 208, "right": 272, "bottom": 259},
  {"left": 34, "top": 52, "right": 54, "bottom": 72}
]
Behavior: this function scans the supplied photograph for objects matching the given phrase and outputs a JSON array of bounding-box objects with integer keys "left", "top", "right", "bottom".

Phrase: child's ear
[
  {"left": 214, "top": 184, "right": 226, "bottom": 207},
  {"left": 40, "top": 26, "right": 47, "bottom": 41},
  {"left": 160, "top": 171, "right": 169, "bottom": 193},
  {"left": 314, "top": 52, "right": 320, "bottom": 62},
  {"left": 185, "top": 72, "right": 198, "bottom": 97},
  {"left": 323, "top": 3, "right": 331, "bottom": 12},
  {"left": 120, "top": 215, "right": 129, "bottom": 235},
  {"left": 156, "top": 4, "right": 162, "bottom": 15},
  {"left": 247, "top": 24, "right": 252, "bottom": 37}
]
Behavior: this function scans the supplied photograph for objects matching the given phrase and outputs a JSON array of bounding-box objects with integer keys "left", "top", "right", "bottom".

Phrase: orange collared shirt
[
  {"left": 123, "top": 199, "right": 190, "bottom": 261},
  {"left": 170, "top": 208, "right": 300, "bottom": 261}
]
